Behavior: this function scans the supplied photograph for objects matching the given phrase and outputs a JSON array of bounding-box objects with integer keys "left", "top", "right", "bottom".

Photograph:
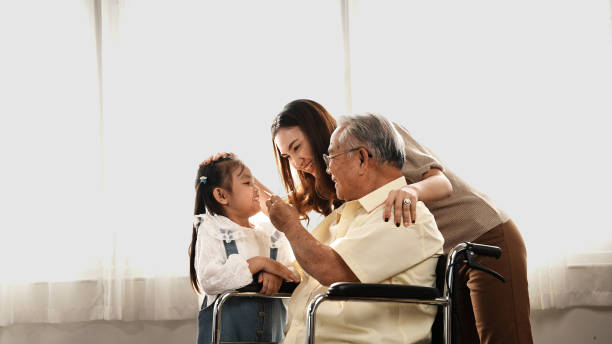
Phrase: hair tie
[{"left": 200, "top": 176, "right": 207, "bottom": 184}]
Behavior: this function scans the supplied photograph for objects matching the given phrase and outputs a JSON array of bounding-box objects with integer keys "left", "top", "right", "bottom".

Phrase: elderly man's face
[{"left": 326, "top": 128, "right": 360, "bottom": 201}]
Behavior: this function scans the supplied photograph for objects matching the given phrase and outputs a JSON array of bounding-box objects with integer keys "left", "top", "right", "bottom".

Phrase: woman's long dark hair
[
  {"left": 271, "top": 99, "right": 341, "bottom": 219},
  {"left": 189, "top": 157, "right": 244, "bottom": 293}
]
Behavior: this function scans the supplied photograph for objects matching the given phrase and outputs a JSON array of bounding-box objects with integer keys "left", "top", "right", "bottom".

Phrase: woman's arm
[{"left": 382, "top": 168, "right": 453, "bottom": 227}]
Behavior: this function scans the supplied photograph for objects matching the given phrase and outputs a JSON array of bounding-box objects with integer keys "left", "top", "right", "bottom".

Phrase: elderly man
[{"left": 266, "top": 113, "right": 444, "bottom": 344}]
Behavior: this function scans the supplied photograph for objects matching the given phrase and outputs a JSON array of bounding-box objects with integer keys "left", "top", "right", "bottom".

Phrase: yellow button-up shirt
[{"left": 282, "top": 176, "right": 444, "bottom": 344}]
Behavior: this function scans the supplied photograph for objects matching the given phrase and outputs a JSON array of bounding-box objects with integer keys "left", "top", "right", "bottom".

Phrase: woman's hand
[
  {"left": 383, "top": 186, "right": 419, "bottom": 227},
  {"left": 257, "top": 272, "right": 283, "bottom": 296},
  {"left": 383, "top": 169, "right": 452, "bottom": 227}
]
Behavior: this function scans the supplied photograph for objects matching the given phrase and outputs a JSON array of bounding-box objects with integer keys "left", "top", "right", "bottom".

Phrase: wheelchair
[{"left": 211, "top": 242, "right": 505, "bottom": 344}]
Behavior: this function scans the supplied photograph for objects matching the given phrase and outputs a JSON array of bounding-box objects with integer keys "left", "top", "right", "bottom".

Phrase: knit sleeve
[{"left": 393, "top": 122, "right": 444, "bottom": 184}]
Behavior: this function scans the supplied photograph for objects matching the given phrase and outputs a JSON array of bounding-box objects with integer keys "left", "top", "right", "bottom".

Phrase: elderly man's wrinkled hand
[{"left": 265, "top": 195, "right": 300, "bottom": 233}]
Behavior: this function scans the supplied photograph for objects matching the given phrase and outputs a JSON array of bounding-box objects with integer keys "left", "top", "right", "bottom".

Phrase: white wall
[
  {"left": 0, "top": 320, "right": 196, "bottom": 344},
  {"left": 531, "top": 307, "right": 612, "bottom": 343},
  {"left": 1, "top": 307, "right": 611, "bottom": 344}
]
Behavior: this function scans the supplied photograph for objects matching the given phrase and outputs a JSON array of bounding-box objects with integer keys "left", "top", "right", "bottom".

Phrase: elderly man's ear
[{"left": 357, "top": 148, "right": 370, "bottom": 175}]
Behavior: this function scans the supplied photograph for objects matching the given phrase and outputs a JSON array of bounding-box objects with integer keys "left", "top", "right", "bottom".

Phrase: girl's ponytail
[
  {"left": 189, "top": 181, "right": 207, "bottom": 293},
  {"left": 189, "top": 222, "right": 201, "bottom": 293},
  {"left": 188, "top": 156, "right": 244, "bottom": 293}
]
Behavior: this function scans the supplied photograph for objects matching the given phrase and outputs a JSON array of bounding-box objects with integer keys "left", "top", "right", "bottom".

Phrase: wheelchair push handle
[
  {"left": 466, "top": 242, "right": 502, "bottom": 259},
  {"left": 461, "top": 243, "right": 506, "bottom": 283}
]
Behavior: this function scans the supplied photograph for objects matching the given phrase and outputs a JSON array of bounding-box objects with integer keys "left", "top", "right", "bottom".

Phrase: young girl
[{"left": 189, "top": 155, "right": 299, "bottom": 344}]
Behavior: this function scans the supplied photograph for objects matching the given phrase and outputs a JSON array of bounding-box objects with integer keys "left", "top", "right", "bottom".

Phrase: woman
[{"left": 258, "top": 99, "right": 532, "bottom": 344}]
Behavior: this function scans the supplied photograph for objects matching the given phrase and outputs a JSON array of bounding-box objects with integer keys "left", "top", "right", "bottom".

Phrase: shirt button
[
  {"left": 256, "top": 330, "right": 264, "bottom": 336},
  {"left": 258, "top": 311, "right": 265, "bottom": 317}
]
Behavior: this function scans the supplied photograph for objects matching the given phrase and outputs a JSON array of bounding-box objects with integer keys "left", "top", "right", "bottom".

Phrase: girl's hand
[
  {"left": 263, "top": 259, "right": 300, "bottom": 283},
  {"left": 258, "top": 272, "right": 283, "bottom": 296},
  {"left": 382, "top": 186, "right": 419, "bottom": 227},
  {"left": 247, "top": 256, "right": 299, "bottom": 283}
]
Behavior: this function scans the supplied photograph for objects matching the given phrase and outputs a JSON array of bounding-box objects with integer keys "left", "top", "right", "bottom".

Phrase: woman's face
[{"left": 274, "top": 127, "right": 318, "bottom": 177}]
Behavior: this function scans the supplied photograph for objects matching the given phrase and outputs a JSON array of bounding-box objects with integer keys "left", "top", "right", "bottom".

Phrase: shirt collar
[
  {"left": 195, "top": 213, "right": 253, "bottom": 232},
  {"left": 357, "top": 176, "right": 408, "bottom": 213}
]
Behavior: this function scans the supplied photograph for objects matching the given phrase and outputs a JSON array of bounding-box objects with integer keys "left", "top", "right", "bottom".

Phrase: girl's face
[
  {"left": 274, "top": 127, "right": 318, "bottom": 177},
  {"left": 224, "top": 165, "right": 261, "bottom": 218}
]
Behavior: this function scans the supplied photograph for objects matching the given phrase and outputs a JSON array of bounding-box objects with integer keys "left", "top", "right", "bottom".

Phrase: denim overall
[{"left": 197, "top": 236, "right": 287, "bottom": 344}]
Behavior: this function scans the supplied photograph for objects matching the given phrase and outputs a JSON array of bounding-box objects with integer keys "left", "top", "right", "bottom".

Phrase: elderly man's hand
[{"left": 265, "top": 195, "right": 300, "bottom": 233}]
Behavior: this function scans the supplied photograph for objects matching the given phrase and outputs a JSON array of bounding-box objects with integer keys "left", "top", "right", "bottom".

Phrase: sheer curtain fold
[
  {"left": 0, "top": 0, "right": 345, "bottom": 326},
  {"left": 1, "top": 0, "right": 611, "bottom": 327}
]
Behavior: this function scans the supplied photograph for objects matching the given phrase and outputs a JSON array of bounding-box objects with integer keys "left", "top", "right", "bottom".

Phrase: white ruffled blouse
[{"left": 194, "top": 213, "right": 295, "bottom": 307}]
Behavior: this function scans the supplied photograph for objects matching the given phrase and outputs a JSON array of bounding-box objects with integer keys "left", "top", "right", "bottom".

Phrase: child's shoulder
[
  {"left": 250, "top": 213, "right": 277, "bottom": 234},
  {"left": 194, "top": 213, "right": 247, "bottom": 242},
  {"left": 250, "top": 215, "right": 286, "bottom": 248}
]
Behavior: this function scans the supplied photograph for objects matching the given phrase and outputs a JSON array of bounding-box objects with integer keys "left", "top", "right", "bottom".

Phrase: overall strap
[
  {"left": 269, "top": 230, "right": 282, "bottom": 261},
  {"left": 269, "top": 247, "right": 278, "bottom": 261},
  {"left": 220, "top": 229, "right": 239, "bottom": 257}
]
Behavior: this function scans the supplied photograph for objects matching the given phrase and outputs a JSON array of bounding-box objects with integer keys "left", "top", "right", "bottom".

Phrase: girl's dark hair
[
  {"left": 271, "top": 99, "right": 342, "bottom": 220},
  {"left": 189, "top": 156, "right": 245, "bottom": 293}
]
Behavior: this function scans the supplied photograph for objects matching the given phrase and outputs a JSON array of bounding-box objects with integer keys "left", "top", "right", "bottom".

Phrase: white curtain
[
  {"left": 1, "top": 0, "right": 611, "bottom": 327},
  {"left": 0, "top": 0, "right": 345, "bottom": 326},
  {"left": 346, "top": 0, "right": 612, "bottom": 310}
]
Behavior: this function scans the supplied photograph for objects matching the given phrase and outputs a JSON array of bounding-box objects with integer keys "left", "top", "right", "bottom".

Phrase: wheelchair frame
[{"left": 211, "top": 242, "right": 503, "bottom": 344}]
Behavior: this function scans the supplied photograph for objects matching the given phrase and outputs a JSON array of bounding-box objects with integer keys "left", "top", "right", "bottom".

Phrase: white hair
[{"left": 336, "top": 113, "right": 405, "bottom": 169}]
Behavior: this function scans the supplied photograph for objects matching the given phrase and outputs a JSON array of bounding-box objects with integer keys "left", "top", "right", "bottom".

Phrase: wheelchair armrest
[
  {"left": 326, "top": 282, "right": 440, "bottom": 300},
  {"left": 237, "top": 274, "right": 300, "bottom": 294}
]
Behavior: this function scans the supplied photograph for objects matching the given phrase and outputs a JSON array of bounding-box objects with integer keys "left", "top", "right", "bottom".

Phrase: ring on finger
[{"left": 403, "top": 198, "right": 411, "bottom": 206}]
